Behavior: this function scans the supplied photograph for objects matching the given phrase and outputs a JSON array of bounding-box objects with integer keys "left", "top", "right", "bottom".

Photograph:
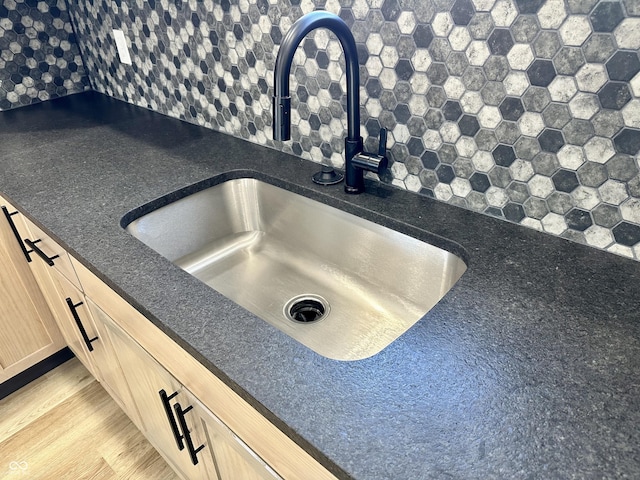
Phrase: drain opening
[{"left": 285, "top": 295, "right": 329, "bottom": 323}]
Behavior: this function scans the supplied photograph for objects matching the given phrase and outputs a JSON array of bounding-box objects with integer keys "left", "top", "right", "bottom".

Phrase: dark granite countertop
[{"left": 2, "top": 92, "right": 639, "bottom": 479}]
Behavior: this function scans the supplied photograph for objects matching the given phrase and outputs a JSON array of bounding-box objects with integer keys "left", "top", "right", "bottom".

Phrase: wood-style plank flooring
[{"left": 0, "top": 358, "right": 179, "bottom": 479}]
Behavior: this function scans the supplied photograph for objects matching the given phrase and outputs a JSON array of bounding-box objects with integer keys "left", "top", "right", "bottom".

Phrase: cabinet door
[
  {"left": 0, "top": 202, "right": 65, "bottom": 383},
  {"left": 83, "top": 297, "right": 143, "bottom": 428},
  {"left": 107, "top": 318, "right": 213, "bottom": 480},
  {"left": 46, "top": 268, "right": 101, "bottom": 379},
  {"left": 193, "top": 397, "right": 282, "bottom": 480}
]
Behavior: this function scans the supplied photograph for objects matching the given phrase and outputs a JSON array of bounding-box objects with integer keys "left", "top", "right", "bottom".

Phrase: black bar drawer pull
[
  {"left": 24, "top": 238, "right": 59, "bottom": 266},
  {"left": 174, "top": 403, "right": 205, "bottom": 466},
  {"left": 159, "top": 389, "right": 184, "bottom": 451},
  {"left": 65, "top": 298, "right": 98, "bottom": 351},
  {"left": 1, "top": 206, "right": 31, "bottom": 262}
]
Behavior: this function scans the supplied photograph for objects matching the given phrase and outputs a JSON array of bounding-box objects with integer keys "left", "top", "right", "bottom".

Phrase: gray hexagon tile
[
  {"left": 0, "top": 0, "right": 90, "bottom": 110},
  {"left": 15, "top": 0, "right": 639, "bottom": 261}
]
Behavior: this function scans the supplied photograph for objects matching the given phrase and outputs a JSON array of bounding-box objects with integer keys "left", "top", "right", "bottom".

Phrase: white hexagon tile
[{"left": 4, "top": 0, "right": 640, "bottom": 260}]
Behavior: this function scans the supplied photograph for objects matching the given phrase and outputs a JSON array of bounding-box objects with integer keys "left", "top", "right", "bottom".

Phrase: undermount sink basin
[{"left": 123, "top": 177, "right": 467, "bottom": 360}]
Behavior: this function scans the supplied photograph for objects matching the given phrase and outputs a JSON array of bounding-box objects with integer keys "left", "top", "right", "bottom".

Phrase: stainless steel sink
[{"left": 123, "top": 178, "right": 467, "bottom": 360}]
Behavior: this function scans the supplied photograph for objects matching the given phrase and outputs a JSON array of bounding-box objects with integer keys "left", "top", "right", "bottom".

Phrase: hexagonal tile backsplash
[
  {"left": 0, "top": 0, "right": 90, "bottom": 109},
  {"left": 14, "top": 0, "right": 640, "bottom": 260}
]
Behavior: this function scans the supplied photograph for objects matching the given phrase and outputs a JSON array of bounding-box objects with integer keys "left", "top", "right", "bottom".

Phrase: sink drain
[{"left": 284, "top": 295, "right": 329, "bottom": 323}]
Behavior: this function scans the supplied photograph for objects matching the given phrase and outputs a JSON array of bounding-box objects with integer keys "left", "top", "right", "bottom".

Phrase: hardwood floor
[{"left": 0, "top": 357, "right": 179, "bottom": 479}]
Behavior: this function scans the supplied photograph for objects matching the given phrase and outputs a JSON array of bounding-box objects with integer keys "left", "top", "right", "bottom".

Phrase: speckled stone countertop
[{"left": 2, "top": 92, "right": 639, "bottom": 479}]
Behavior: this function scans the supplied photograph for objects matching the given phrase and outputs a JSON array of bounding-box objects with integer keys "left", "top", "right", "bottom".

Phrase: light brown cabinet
[
  {"left": 0, "top": 197, "right": 65, "bottom": 384},
  {"left": 12, "top": 210, "right": 143, "bottom": 428},
  {"left": 7, "top": 204, "right": 104, "bottom": 382}
]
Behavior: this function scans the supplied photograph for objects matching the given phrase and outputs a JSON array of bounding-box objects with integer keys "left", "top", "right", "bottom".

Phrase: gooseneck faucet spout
[{"left": 273, "top": 11, "right": 387, "bottom": 194}]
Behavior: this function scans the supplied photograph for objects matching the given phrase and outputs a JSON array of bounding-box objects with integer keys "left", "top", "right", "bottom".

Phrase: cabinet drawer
[{"left": 18, "top": 215, "right": 82, "bottom": 291}]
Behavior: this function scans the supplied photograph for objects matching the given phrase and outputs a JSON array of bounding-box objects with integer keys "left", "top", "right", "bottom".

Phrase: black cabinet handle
[
  {"left": 1, "top": 206, "right": 31, "bottom": 262},
  {"left": 65, "top": 298, "right": 98, "bottom": 351},
  {"left": 24, "top": 238, "right": 59, "bottom": 266},
  {"left": 174, "top": 403, "right": 205, "bottom": 466},
  {"left": 159, "top": 389, "right": 184, "bottom": 451}
]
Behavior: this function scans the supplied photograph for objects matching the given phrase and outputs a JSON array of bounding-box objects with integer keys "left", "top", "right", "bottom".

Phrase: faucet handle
[
  {"left": 352, "top": 128, "right": 389, "bottom": 175},
  {"left": 378, "top": 128, "right": 387, "bottom": 156}
]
